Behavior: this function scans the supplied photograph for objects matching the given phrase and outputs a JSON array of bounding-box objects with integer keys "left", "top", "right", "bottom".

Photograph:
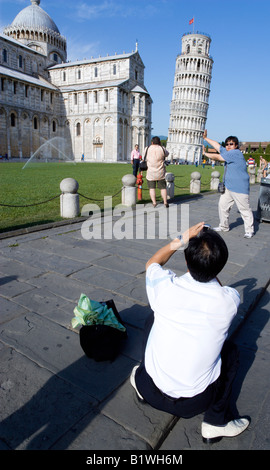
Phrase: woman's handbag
[
  {"left": 139, "top": 160, "right": 147, "bottom": 171},
  {"left": 139, "top": 147, "right": 148, "bottom": 171}
]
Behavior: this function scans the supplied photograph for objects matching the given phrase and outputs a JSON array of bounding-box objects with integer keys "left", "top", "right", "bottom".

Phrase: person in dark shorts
[{"left": 145, "top": 136, "right": 169, "bottom": 207}]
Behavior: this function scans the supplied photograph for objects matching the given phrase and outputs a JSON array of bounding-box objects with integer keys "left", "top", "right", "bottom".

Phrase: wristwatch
[{"left": 176, "top": 234, "right": 183, "bottom": 242}]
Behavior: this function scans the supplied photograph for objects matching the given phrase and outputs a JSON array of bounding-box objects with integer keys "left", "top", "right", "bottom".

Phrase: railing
[{"left": 182, "top": 31, "right": 211, "bottom": 40}]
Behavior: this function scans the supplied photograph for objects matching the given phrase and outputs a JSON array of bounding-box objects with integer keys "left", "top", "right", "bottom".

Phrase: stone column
[
  {"left": 165, "top": 172, "right": 175, "bottom": 199},
  {"left": 60, "top": 178, "right": 79, "bottom": 218},
  {"left": 6, "top": 115, "right": 11, "bottom": 159},
  {"left": 257, "top": 169, "right": 263, "bottom": 183},
  {"left": 210, "top": 171, "right": 220, "bottom": 190},
  {"left": 249, "top": 167, "right": 256, "bottom": 184},
  {"left": 121, "top": 174, "right": 136, "bottom": 206},
  {"left": 18, "top": 110, "right": 23, "bottom": 159},
  {"left": 190, "top": 171, "right": 201, "bottom": 194}
]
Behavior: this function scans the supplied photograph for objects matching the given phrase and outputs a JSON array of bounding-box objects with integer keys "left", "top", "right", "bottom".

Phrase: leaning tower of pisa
[{"left": 167, "top": 32, "right": 213, "bottom": 163}]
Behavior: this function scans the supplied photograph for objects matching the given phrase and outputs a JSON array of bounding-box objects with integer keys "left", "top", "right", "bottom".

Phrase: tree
[
  {"left": 265, "top": 144, "right": 270, "bottom": 155},
  {"left": 254, "top": 143, "right": 264, "bottom": 156}
]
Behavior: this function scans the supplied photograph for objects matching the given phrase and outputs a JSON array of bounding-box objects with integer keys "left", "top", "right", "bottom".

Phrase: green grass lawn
[{"left": 0, "top": 161, "right": 223, "bottom": 232}]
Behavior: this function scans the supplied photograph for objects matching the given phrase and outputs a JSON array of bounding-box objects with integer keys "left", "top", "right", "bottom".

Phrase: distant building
[
  {"left": 0, "top": 0, "right": 152, "bottom": 161},
  {"left": 240, "top": 142, "right": 270, "bottom": 154},
  {"left": 167, "top": 31, "right": 213, "bottom": 163}
]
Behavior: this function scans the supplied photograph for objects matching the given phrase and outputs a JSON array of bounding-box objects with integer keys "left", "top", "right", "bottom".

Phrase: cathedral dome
[{"left": 10, "top": 0, "right": 60, "bottom": 34}]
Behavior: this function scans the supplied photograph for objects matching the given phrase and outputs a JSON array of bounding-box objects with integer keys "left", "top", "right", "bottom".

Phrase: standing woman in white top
[{"left": 145, "top": 136, "right": 169, "bottom": 207}]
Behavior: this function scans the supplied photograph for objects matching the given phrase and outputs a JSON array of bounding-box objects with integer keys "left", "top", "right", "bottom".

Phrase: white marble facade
[
  {"left": 167, "top": 32, "right": 213, "bottom": 163},
  {"left": 0, "top": 0, "right": 152, "bottom": 162}
]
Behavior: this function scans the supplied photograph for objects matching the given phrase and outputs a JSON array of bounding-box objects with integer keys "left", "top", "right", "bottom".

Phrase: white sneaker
[
  {"left": 213, "top": 227, "right": 229, "bottom": 232},
  {"left": 130, "top": 366, "right": 144, "bottom": 401},
  {"left": 244, "top": 232, "right": 253, "bottom": 239},
  {"left": 201, "top": 418, "right": 250, "bottom": 444}
]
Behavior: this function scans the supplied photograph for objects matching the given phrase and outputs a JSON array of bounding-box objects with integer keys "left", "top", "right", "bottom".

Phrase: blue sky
[{"left": 1, "top": 0, "right": 269, "bottom": 143}]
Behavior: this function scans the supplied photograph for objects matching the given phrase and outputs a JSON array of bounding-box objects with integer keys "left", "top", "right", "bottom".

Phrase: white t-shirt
[{"left": 145, "top": 263, "right": 240, "bottom": 398}]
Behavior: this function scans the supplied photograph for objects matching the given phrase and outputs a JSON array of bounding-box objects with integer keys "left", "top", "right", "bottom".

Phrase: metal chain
[
  {"left": 0, "top": 194, "right": 60, "bottom": 208},
  {"left": 77, "top": 188, "right": 123, "bottom": 201}
]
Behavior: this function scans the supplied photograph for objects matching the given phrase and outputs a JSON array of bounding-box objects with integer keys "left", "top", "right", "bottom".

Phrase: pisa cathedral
[
  {"left": 167, "top": 32, "right": 213, "bottom": 163},
  {"left": 0, "top": 0, "right": 152, "bottom": 162}
]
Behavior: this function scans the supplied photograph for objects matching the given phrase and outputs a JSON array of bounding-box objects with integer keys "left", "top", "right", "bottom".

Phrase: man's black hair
[
  {"left": 225, "top": 136, "right": 239, "bottom": 149},
  {"left": 184, "top": 229, "right": 228, "bottom": 282},
  {"left": 151, "top": 136, "right": 161, "bottom": 145}
]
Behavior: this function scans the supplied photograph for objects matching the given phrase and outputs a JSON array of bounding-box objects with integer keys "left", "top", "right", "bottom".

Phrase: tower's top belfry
[
  {"left": 167, "top": 32, "right": 214, "bottom": 163},
  {"left": 181, "top": 31, "right": 211, "bottom": 58}
]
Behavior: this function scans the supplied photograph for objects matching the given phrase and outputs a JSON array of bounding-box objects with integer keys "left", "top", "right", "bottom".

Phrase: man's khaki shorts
[{"left": 146, "top": 179, "right": 166, "bottom": 189}]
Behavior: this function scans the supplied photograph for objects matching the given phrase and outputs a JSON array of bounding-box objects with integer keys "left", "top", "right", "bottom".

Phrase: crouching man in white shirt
[{"left": 130, "top": 222, "right": 249, "bottom": 443}]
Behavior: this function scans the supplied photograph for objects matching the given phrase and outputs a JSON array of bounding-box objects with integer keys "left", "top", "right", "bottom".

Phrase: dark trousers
[
  {"left": 132, "top": 159, "right": 140, "bottom": 177},
  {"left": 135, "top": 314, "right": 239, "bottom": 426}
]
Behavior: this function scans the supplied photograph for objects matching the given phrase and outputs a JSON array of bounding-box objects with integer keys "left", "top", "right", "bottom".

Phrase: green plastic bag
[{"left": 72, "top": 294, "right": 126, "bottom": 332}]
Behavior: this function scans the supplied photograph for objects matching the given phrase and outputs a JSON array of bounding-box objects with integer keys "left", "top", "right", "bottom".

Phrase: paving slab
[
  {"left": 0, "top": 255, "right": 42, "bottom": 280},
  {"left": 50, "top": 411, "right": 152, "bottom": 451},
  {"left": 0, "top": 343, "right": 97, "bottom": 450},
  {"left": 100, "top": 380, "right": 177, "bottom": 449},
  {"left": 26, "top": 271, "right": 114, "bottom": 302},
  {"left": 0, "top": 244, "right": 89, "bottom": 275},
  {"left": 0, "top": 277, "right": 36, "bottom": 298},
  {"left": 11, "top": 287, "right": 69, "bottom": 315},
  {"left": 70, "top": 265, "right": 136, "bottom": 290},
  {"left": 0, "top": 296, "right": 29, "bottom": 324}
]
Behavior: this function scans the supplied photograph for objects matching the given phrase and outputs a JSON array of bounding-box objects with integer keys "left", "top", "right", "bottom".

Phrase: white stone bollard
[
  {"left": 121, "top": 174, "right": 137, "bottom": 206},
  {"left": 190, "top": 171, "right": 201, "bottom": 194},
  {"left": 210, "top": 171, "right": 221, "bottom": 190},
  {"left": 248, "top": 167, "right": 256, "bottom": 184},
  {"left": 60, "top": 178, "right": 80, "bottom": 218},
  {"left": 165, "top": 172, "right": 175, "bottom": 199},
  {"left": 257, "top": 169, "right": 263, "bottom": 183}
]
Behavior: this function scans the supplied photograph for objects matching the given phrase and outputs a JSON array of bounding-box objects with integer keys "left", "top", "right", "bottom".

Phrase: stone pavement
[{"left": 0, "top": 184, "right": 269, "bottom": 452}]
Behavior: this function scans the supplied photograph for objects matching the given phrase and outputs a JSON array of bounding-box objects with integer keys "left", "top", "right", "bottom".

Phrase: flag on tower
[{"left": 189, "top": 18, "right": 194, "bottom": 24}]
